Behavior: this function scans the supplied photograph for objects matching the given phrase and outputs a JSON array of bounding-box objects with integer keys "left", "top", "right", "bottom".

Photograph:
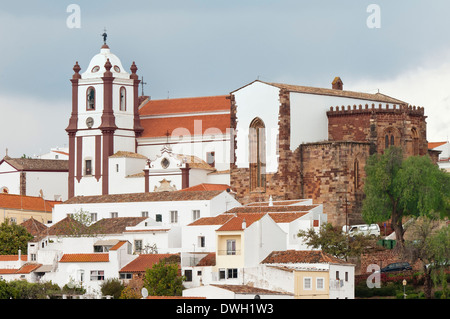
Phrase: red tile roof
[
  {"left": 0, "top": 263, "right": 42, "bottom": 275},
  {"left": 428, "top": 142, "right": 447, "bottom": 149},
  {"left": 0, "top": 194, "right": 57, "bottom": 212},
  {"left": 217, "top": 213, "right": 265, "bottom": 231},
  {"left": 110, "top": 241, "right": 127, "bottom": 251},
  {"left": 196, "top": 252, "right": 216, "bottom": 266},
  {"left": 1, "top": 157, "right": 68, "bottom": 171},
  {"left": 59, "top": 253, "right": 109, "bottom": 263},
  {"left": 188, "top": 214, "right": 234, "bottom": 226},
  {"left": 261, "top": 250, "right": 348, "bottom": 265},
  {"left": 63, "top": 190, "right": 225, "bottom": 204},
  {"left": 139, "top": 95, "right": 230, "bottom": 116},
  {"left": 119, "top": 254, "right": 178, "bottom": 273},
  {"left": 0, "top": 255, "right": 27, "bottom": 262},
  {"left": 210, "top": 284, "right": 291, "bottom": 295},
  {"left": 140, "top": 114, "right": 230, "bottom": 138},
  {"left": 226, "top": 205, "right": 318, "bottom": 214},
  {"left": 189, "top": 211, "right": 308, "bottom": 227},
  {"left": 20, "top": 217, "right": 48, "bottom": 236},
  {"left": 180, "top": 183, "right": 230, "bottom": 192}
]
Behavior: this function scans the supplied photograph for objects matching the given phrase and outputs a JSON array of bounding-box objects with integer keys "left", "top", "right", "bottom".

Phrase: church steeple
[{"left": 67, "top": 40, "right": 142, "bottom": 197}]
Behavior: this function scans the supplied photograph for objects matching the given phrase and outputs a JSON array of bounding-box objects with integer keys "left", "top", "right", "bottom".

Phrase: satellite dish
[{"left": 141, "top": 288, "right": 148, "bottom": 298}]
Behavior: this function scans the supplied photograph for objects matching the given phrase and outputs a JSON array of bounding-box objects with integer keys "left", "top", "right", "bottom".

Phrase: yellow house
[
  {"left": 214, "top": 213, "right": 287, "bottom": 281},
  {"left": 262, "top": 250, "right": 355, "bottom": 299},
  {"left": 0, "top": 193, "right": 58, "bottom": 225},
  {"left": 294, "top": 269, "right": 329, "bottom": 299}
]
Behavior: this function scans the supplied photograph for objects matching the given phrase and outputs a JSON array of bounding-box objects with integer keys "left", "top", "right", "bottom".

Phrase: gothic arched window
[
  {"left": 384, "top": 127, "right": 397, "bottom": 150},
  {"left": 249, "top": 117, "right": 266, "bottom": 191},
  {"left": 86, "top": 87, "right": 96, "bottom": 110},
  {"left": 354, "top": 159, "right": 360, "bottom": 191},
  {"left": 411, "top": 128, "right": 419, "bottom": 156},
  {"left": 119, "top": 87, "right": 126, "bottom": 111}
]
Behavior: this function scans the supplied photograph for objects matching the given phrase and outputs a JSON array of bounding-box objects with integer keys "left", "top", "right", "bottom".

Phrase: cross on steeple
[
  {"left": 141, "top": 76, "right": 148, "bottom": 96},
  {"left": 102, "top": 28, "right": 107, "bottom": 44}
]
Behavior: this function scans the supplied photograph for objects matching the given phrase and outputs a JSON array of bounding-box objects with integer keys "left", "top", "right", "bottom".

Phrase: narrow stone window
[{"left": 249, "top": 117, "right": 266, "bottom": 191}]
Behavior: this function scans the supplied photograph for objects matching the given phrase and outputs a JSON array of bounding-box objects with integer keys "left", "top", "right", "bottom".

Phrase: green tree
[
  {"left": 362, "top": 147, "right": 450, "bottom": 247},
  {"left": 0, "top": 279, "right": 14, "bottom": 299},
  {"left": 403, "top": 214, "right": 450, "bottom": 299},
  {"left": 0, "top": 219, "right": 33, "bottom": 255},
  {"left": 100, "top": 278, "right": 124, "bottom": 299},
  {"left": 143, "top": 258, "right": 184, "bottom": 296},
  {"left": 297, "top": 223, "right": 376, "bottom": 261}
]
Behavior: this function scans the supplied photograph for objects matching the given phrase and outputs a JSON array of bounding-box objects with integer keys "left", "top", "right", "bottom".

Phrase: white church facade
[{"left": 66, "top": 42, "right": 231, "bottom": 199}]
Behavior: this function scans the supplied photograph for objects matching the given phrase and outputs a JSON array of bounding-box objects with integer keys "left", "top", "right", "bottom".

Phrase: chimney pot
[{"left": 332, "top": 77, "right": 343, "bottom": 90}]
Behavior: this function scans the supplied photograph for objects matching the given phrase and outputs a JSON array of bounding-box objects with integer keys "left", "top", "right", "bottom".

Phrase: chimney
[
  {"left": 242, "top": 218, "right": 246, "bottom": 230},
  {"left": 332, "top": 77, "right": 343, "bottom": 90},
  {"left": 18, "top": 249, "right": 21, "bottom": 261}
]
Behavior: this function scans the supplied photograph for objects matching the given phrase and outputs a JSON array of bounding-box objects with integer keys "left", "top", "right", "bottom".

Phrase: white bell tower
[{"left": 66, "top": 36, "right": 143, "bottom": 198}]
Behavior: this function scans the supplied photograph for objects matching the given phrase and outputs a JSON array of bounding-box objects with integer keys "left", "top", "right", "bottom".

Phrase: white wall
[
  {"left": 232, "top": 81, "right": 280, "bottom": 173},
  {"left": 244, "top": 215, "right": 286, "bottom": 268},
  {"left": 244, "top": 265, "right": 294, "bottom": 294},
  {"left": 53, "top": 194, "right": 235, "bottom": 225},
  {"left": 0, "top": 161, "right": 21, "bottom": 195},
  {"left": 25, "top": 171, "right": 68, "bottom": 201},
  {"left": 328, "top": 264, "right": 355, "bottom": 299}
]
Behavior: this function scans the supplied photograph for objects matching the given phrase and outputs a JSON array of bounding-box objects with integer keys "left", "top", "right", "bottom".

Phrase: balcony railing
[{"left": 217, "top": 250, "right": 241, "bottom": 256}]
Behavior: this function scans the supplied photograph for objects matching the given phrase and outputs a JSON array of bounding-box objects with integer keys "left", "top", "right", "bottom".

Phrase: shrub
[{"left": 100, "top": 278, "right": 124, "bottom": 299}]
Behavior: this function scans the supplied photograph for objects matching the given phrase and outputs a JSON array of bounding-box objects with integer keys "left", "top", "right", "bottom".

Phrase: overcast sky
[{"left": 0, "top": 0, "right": 449, "bottom": 158}]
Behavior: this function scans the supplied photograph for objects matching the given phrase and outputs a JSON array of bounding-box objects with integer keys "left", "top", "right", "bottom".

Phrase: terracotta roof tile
[
  {"left": 217, "top": 213, "right": 265, "bottom": 231},
  {"left": 109, "top": 151, "right": 148, "bottom": 159},
  {"left": 0, "top": 194, "right": 57, "bottom": 212},
  {"left": 0, "top": 255, "right": 27, "bottom": 262},
  {"left": 91, "top": 217, "right": 147, "bottom": 234},
  {"left": 180, "top": 183, "right": 230, "bottom": 192},
  {"left": 59, "top": 253, "right": 109, "bottom": 263},
  {"left": 188, "top": 214, "right": 234, "bottom": 226},
  {"left": 63, "top": 190, "right": 225, "bottom": 205},
  {"left": 20, "top": 217, "right": 48, "bottom": 236},
  {"left": 139, "top": 95, "right": 230, "bottom": 116},
  {"left": 16, "top": 263, "right": 43, "bottom": 274},
  {"left": 140, "top": 114, "right": 230, "bottom": 138},
  {"left": 261, "top": 250, "right": 347, "bottom": 265},
  {"left": 109, "top": 241, "right": 128, "bottom": 251},
  {"left": 174, "top": 154, "right": 215, "bottom": 171},
  {"left": 120, "top": 254, "right": 179, "bottom": 273},
  {"left": 210, "top": 284, "right": 291, "bottom": 295},
  {"left": 226, "top": 205, "right": 318, "bottom": 214},
  {"left": 196, "top": 252, "right": 216, "bottom": 266},
  {"left": 255, "top": 80, "right": 406, "bottom": 104},
  {"left": 189, "top": 211, "right": 307, "bottom": 227},
  {"left": 428, "top": 142, "right": 447, "bottom": 149},
  {"left": 2, "top": 157, "right": 68, "bottom": 171}
]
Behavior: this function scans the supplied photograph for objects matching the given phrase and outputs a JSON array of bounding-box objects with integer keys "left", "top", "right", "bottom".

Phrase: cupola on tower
[{"left": 66, "top": 35, "right": 143, "bottom": 198}]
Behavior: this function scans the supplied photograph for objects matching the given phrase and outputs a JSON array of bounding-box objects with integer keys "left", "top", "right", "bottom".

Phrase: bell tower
[{"left": 66, "top": 36, "right": 143, "bottom": 198}]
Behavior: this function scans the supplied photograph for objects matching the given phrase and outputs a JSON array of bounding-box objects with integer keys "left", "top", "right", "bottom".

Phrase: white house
[
  {"left": 244, "top": 250, "right": 356, "bottom": 299},
  {"left": 181, "top": 198, "right": 327, "bottom": 289},
  {"left": 53, "top": 189, "right": 240, "bottom": 224},
  {"left": 35, "top": 147, "right": 69, "bottom": 160},
  {"left": 46, "top": 241, "right": 136, "bottom": 296},
  {"left": 0, "top": 156, "right": 68, "bottom": 201}
]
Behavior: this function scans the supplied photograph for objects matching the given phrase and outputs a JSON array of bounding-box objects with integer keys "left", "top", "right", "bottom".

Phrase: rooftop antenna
[{"left": 141, "top": 76, "right": 147, "bottom": 96}]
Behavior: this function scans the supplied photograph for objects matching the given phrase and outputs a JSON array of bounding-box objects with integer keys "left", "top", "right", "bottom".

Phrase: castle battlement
[{"left": 327, "top": 103, "right": 425, "bottom": 116}]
